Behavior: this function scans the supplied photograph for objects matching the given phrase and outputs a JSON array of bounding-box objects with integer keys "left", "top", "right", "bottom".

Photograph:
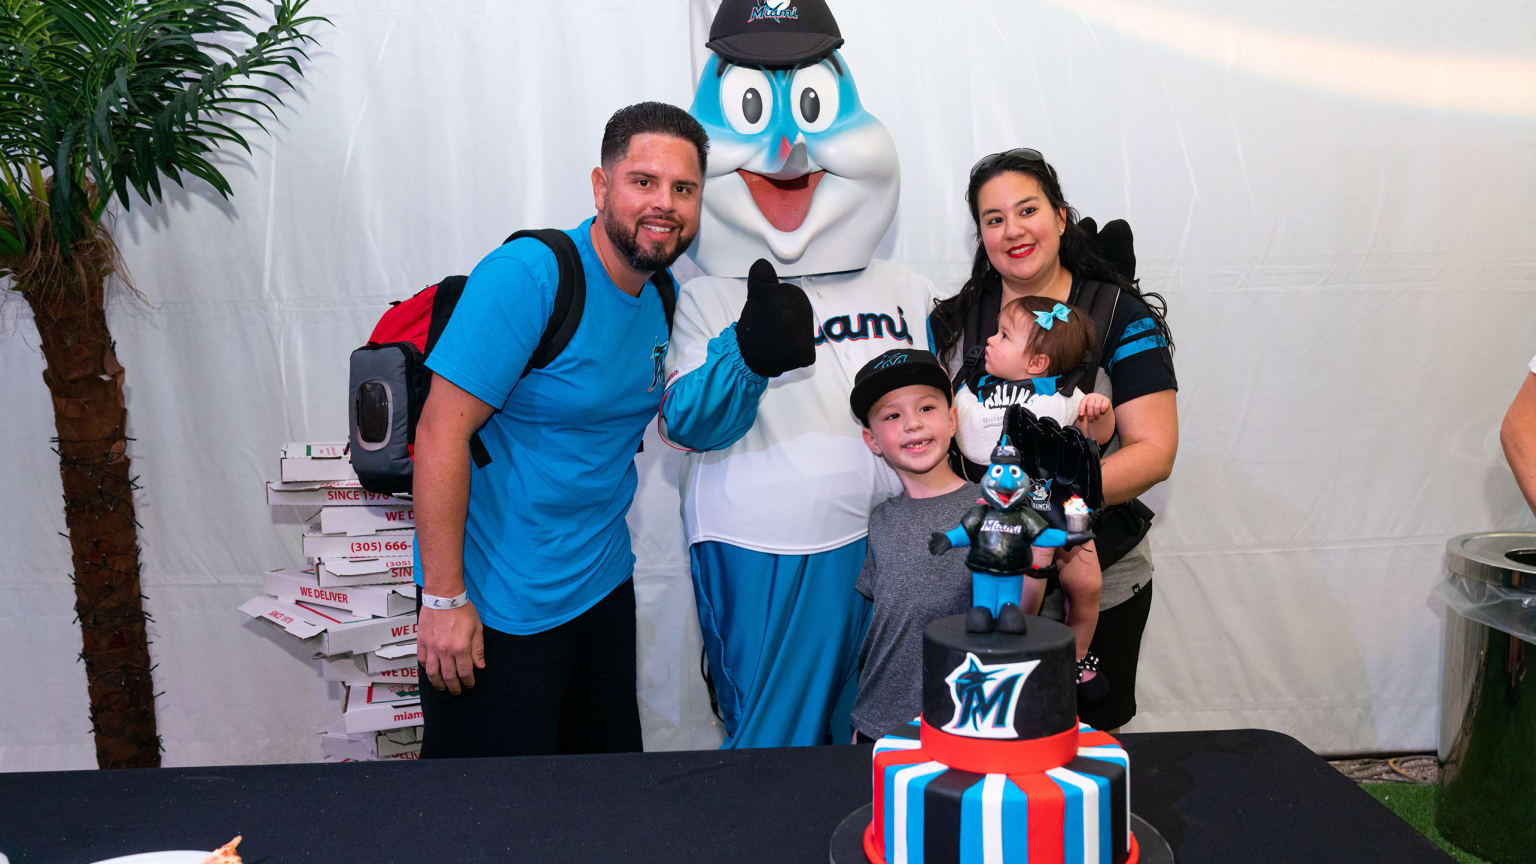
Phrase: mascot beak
[{"left": 766, "top": 135, "right": 812, "bottom": 180}]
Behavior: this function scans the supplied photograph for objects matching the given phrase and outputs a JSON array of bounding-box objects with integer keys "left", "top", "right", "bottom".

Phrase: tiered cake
[{"left": 864, "top": 615, "right": 1137, "bottom": 864}]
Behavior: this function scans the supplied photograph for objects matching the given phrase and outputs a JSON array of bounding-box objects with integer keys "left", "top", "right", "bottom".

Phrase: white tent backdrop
[{"left": 3, "top": 0, "right": 1534, "bottom": 771}]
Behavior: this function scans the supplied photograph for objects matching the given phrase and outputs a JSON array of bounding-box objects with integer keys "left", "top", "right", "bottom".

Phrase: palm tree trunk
[{"left": 23, "top": 269, "right": 159, "bottom": 769}]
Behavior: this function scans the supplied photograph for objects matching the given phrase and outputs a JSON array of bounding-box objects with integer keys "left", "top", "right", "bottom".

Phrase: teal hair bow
[{"left": 1035, "top": 303, "right": 1071, "bottom": 330}]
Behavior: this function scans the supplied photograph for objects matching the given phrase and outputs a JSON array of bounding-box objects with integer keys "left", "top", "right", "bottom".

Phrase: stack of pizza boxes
[{"left": 240, "top": 441, "right": 424, "bottom": 760}]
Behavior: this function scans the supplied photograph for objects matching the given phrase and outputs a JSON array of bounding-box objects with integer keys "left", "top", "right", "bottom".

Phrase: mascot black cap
[
  {"left": 989, "top": 442, "right": 1022, "bottom": 466},
  {"left": 707, "top": 0, "right": 844, "bottom": 68}
]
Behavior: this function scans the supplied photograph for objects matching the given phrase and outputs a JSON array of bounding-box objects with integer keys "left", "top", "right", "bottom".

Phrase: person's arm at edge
[
  {"left": 414, "top": 374, "right": 495, "bottom": 695},
  {"left": 1501, "top": 370, "right": 1536, "bottom": 517},
  {"left": 1100, "top": 389, "right": 1177, "bottom": 506}
]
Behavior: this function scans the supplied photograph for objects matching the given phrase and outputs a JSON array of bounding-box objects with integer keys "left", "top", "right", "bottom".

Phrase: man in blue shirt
[{"left": 412, "top": 102, "right": 707, "bottom": 757}]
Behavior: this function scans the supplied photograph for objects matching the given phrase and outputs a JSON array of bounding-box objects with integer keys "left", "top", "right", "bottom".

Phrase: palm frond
[{"left": 0, "top": 0, "right": 330, "bottom": 260}]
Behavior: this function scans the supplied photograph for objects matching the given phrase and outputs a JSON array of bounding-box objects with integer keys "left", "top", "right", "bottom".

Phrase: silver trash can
[{"left": 1435, "top": 532, "right": 1536, "bottom": 864}]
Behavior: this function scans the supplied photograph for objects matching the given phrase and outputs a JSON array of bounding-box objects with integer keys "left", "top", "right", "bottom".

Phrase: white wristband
[{"left": 421, "top": 590, "right": 469, "bottom": 610}]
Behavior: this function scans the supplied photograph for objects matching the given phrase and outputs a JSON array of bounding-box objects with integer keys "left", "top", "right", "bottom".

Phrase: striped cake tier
[{"left": 865, "top": 719, "right": 1136, "bottom": 864}]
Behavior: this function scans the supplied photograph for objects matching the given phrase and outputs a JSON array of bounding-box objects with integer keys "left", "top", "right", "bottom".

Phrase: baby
[
  {"left": 956, "top": 296, "right": 1114, "bottom": 464},
  {"left": 954, "top": 296, "right": 1112, "bottom": 682}
]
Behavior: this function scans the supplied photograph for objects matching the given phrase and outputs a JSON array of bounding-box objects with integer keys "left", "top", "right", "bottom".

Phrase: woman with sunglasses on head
[{"left": 930, "top": 148, "right": 1178, "bottom": 732}]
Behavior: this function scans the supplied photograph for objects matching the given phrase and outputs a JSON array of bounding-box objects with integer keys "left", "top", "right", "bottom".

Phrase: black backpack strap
[
  {"left": 465, "top": 430, "right": 492, "bottom": 469},
  {"left": 414, "top": 275, "right": 493, "bottom": 468},
  {"left": 423, "top": 275, "right": 468, "bottom": 356},
  {"left": 649, "top": 268, "right": 677, "bottom": 334},
  {"left": 505, "top": 228, "right": 586, "bottom": 378}
]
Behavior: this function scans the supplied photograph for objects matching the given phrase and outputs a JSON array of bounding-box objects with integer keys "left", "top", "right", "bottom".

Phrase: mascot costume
[{"left": 661, "top": 0, "right": 945, "bottom": 747}]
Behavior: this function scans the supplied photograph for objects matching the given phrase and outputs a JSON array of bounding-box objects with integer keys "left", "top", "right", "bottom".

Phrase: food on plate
[{"left": 199, "top": 836, "right": 241, "bottom": 864}]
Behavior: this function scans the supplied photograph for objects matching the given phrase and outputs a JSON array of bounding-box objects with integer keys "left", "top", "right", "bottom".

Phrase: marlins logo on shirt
[
  {"left": 941, "top": 652, "right": 1039, "bottom": 739},
  {"left": 649, "top": 339, "right": 668, "bottom": 392}
]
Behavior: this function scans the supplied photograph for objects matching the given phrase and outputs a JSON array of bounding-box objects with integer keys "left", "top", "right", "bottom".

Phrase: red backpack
[{"left": 347, "top": 229, "right": 676, "bottom": 494}]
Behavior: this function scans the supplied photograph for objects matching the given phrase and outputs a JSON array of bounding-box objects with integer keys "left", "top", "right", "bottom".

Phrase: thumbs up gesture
[{"left": 735, "top": 258, "right": 816, "bottom": 378}]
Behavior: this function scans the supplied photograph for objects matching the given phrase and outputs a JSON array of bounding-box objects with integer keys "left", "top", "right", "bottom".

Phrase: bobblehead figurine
[
  {"left": 661, "top": 0, "right": 946, "bottom": 748},
  {"left": 927, "top": 404, "right": 1108, "bottom": 715},
  {"left": 927, "top": 440, "right": 1094, "bottom": 635}
]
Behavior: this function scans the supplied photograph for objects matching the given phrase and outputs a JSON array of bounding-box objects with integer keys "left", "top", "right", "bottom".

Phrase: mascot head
[
  {"left": 980, "top": 442, "right": 1028, "bottom": 511},
  {"left": 689, "top": 0, "right": 899, "bottom": 277}
]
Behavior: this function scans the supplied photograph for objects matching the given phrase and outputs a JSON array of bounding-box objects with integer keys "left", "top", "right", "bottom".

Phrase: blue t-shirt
[{"left": 413, "top": 217, "right": 671, "bottom": 634}]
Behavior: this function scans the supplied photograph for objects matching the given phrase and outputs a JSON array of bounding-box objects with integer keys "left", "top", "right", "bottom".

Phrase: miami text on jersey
[{"left": 814, "top": 306, "right": 912, "bottom": 346}]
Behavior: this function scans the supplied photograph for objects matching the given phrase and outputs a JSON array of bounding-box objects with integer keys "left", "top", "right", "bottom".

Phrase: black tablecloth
[{"left": 0, "top": 729, "right": 1451, "bottom": 863}]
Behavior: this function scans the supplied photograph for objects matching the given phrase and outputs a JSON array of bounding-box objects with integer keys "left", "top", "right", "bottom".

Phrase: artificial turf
[{"left": 1361, "top": 783, "right": 1493, "bottom": 864}]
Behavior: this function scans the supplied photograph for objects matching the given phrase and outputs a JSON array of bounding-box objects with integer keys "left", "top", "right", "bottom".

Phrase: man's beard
[{"left": 602, "top": 210, "right": 694, "bottom": 272}]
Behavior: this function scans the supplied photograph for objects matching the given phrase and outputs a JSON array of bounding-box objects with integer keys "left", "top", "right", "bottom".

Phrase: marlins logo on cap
[
  {"left": 849, "top": 348, "right": 953, "bottom": 425},
  {"left": 706, "top": 0, "right": 844, "bottom": 67}
]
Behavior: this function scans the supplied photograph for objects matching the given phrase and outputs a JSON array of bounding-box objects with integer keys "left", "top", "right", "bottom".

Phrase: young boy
[
  {"left": 848, "top": 348, "right": 1107, "bottom": 741},
  {"left": 846, "top": 348, "right": 979, "bottom": 742}
]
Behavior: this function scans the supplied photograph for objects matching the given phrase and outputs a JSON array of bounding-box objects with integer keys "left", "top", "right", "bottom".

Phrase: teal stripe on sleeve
[
  {"left": 1106, "top": 333, "right": 1168, "bottom": 372},
  {"left": 1119, "top": 317, "right": 1158, "bottom": 339}
]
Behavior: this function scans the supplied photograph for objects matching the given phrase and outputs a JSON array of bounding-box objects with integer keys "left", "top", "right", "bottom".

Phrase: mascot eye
[
  {"left": 790, "top": 62, "right": 839, "bottom": 133},
  {"left": 989, "top": 466, "right": 1003, "bottom": 478},
  {"left": 1010, "top": 467, "right": 1022, "bottom": 479},
  {"left": 720, "top": 66, "right": 772, "bottom": 135}
]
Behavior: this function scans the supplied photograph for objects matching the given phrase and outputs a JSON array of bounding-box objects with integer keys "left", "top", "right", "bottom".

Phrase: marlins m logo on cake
[{"left": 941, "top": 652, "right": 1038, "bottom": 739}]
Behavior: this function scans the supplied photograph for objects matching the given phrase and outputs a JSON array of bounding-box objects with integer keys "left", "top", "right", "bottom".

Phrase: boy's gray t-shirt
[{"left": 851, "top": 482, "right": 979, "bottom": 739}]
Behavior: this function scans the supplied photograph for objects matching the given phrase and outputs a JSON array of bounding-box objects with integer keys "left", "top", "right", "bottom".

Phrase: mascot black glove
[
  {"left": 736, "top": 258, "right": 816, "bottom": 378},
  {"left": 1078, "top": 216, "right": 1137, "bottom": 283},
  {"left": 1005, "top": 404, "right": 1103, "bottom": 546},
  {"left": 929, "top": 531, "right": 952, "bottom": 555}
]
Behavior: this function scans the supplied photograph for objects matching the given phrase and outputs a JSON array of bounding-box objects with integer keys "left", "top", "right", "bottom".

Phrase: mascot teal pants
[{"left": 691, "top": 540, "right": 870, "bottom": 748}]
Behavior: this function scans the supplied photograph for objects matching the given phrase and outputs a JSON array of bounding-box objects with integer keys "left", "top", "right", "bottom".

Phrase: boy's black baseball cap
[{"left": 850, "top": 348, "right": 953, "bottom": 425}]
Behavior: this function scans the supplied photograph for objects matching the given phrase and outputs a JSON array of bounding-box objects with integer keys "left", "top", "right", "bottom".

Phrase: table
[{"left": 0, "top": 729, "right": 1453, "bottom": 863}]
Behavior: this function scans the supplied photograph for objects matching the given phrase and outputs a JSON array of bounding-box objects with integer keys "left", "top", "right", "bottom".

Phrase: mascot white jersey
[{"left": 661, "top": 0, "right": 945, "bottom": 748}]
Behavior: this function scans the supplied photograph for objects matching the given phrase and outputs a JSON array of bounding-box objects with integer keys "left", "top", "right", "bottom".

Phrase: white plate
[{"left": 88, "top": 848, "right": 208, "bottom": 854}]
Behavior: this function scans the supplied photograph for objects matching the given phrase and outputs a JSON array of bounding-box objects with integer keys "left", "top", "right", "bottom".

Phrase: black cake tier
[{"left": 921, "top": 613, "right": 1076, "bottom": 741}]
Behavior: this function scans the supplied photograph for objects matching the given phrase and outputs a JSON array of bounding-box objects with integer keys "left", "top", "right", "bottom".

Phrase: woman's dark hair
[
  {"left": 1001, "top": 296, "right": 1094, "bottom": 378},
  {"left": 932, "top": 151, "right": 1173, "bottom": 365}
]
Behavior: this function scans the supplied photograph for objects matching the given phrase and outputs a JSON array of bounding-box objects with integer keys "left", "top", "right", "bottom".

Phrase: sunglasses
[{"left": 969, "top": 147, "right": 1054, "bottom": 179}]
